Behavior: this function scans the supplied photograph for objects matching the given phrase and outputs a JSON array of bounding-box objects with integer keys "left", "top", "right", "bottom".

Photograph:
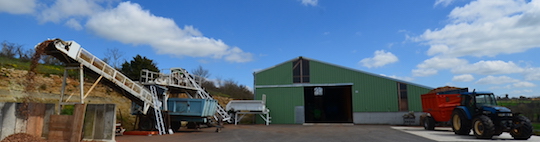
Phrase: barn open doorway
[{"left": 304, "top": 86, "right": 352, "bottom": 123}]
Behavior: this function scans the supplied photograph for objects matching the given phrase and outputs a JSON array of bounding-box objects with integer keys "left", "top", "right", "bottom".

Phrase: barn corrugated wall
[
  {"left": 309, "top": 60, "right": 399, "bottom": 112},
  {"left": 254, "top": 57, "right": 433, "bottom": 124},
  {"left": 255, "top": 87, "right": 304, "bottom": 124},
  {"left": 254, "top": 62, "right": 292, "bottom": 85},
  {"left": 407, "top": 84, "right": 431, "bottom": 112}
]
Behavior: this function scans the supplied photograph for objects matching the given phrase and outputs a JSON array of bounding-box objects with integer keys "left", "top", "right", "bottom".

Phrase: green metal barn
[{"left": 254, "top": 56, "right": 433, "bottom": 124}]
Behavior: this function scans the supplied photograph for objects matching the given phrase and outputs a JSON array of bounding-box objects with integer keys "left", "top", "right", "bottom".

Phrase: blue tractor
[{"left": 450, "top": 91, "right": 533, "bottom": 139}]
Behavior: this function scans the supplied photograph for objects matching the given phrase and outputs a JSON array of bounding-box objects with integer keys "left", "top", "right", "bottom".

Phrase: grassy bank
[{"left": 0, "top": 57, "right": 65, "bottom": 75}]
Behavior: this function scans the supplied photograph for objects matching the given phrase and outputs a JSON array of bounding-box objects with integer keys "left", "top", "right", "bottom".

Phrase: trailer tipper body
[{"left": 421, "top": 87, "right": 466, "bottom": 125}]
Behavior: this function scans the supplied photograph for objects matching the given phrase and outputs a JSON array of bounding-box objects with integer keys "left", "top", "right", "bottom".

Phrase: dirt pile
[
  {"left": 427, "top": 86, "right": 464, "bottom": 94},
  {"left": 0, "top": 133, "right": 46, "bottom": 142}
]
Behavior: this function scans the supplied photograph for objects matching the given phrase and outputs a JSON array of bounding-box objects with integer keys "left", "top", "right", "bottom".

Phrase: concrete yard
[
  {"left": 116, "top": 124, "right": 434, "bottom": 142},
  {"left": 392, "top": 126, "right": 540, "bottom": 142},
  {"left": 116, "top": 125, "right": 540, "bottom": 142}
]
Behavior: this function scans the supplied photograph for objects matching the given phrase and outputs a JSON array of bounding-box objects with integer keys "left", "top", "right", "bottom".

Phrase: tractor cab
[
  {"left": 460, "top": 92, "right": 512, "bottom": 116},
  {"left": 472, "top": 93, "right": 497, "bottom": 107}
]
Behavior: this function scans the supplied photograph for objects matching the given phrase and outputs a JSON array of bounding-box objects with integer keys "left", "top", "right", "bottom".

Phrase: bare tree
[
  {"left": 19, "top": 48, "right": 34, "bottom": 61},
  {"left": 104, "top": 47, "right": 124, "bottom": 69},
  {"left": 191, "top": 65, "right": 211, "bottom": 83},
  {"left": 190, "top": 66, "right": 253, "bottom": 99},
  {"left": 219, "top": 79, "right": 253, "bottom": 100},
  {"left": 1, "top": 41, "right": 20, "bottom": 59},
  {"left": 41, "top": 55, "right": 63, "bottom": 65},
  {"left": 102, "top": 56, "right": 111, "bottom": 65}
]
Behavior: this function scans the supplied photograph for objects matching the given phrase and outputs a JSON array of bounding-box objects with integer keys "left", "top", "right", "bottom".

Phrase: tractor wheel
[
  {"left": 472, "top": 115, "right": 495, "bottom": 139},
  {"left": 423, "top": 116, "right": 435, "bottom": 130},
  {"left": 451, "top": 109, "right": 471, "bottom": 135},
  {"left": 510, "top": 115, "right": 533, "bottom": 140},
  {"left": 493, "top": 129, "right": 503, "bottom": 136}
]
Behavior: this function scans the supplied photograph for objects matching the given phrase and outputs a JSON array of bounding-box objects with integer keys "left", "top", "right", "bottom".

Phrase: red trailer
[{"left": 420, "top": 87, "right": 467, "bottom": 130}]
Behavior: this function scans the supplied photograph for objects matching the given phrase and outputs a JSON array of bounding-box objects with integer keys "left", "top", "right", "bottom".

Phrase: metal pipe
[
  {"left": 79, "top": 64, "right": 84, "bottom": 104},
  {"left": 58, "top": 69, "right": 68, "bottom": 114}
]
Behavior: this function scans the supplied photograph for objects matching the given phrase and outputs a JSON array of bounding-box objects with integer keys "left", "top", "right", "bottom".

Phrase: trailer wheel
[
  {"left": 138, "top": 115, "right": 155, "bottom": 131},
  {"left": 424, "top": 116, "right": 435, "bottom": 130},
  {"left": 510, "top": 115, "right": 533, "bottom": 140},
  {"left": 451, "top": 109, "right": 471, "bottom": 135},
  {"left": 472, "top": 115, "right": 494, "bottom": 139},
  {"left": 171, "top": 121, "right": 181, "bottom": 132},
  {"left": 187, "top": 122, "right": 199, "bottom": 130}
]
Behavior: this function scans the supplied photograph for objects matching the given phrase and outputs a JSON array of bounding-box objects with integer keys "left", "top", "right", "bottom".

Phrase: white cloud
[
  {"left": 417, "top": 57, "right": 468, "bottom": 70},
  {"left": 512, "top": 81, "right": 536, "bottom": 88},
  {"left": 495, "top": 81, "right": 536, "bottom": 90},
  {"left": 387, "top": 43, "right": 394, "bottom": 48},
  {"left": 449, "top": 0, "right": 527, "bottom": 24},
  {"left": 475, "top": 75, "right": 519, "bottom": 84},
  {"left": 426, "top": 44, "right": 449, "bottom": 56},
  {"left": 1, "top": 1, "right": 249, "bottom": 62},
  {"left": 223, "top": 47, "right": 253, "bottom": 63},
  {"left": 416, "top": 0, "right": 540, "bottom": 58},
  {"left": 451, "top": 60, "right": 523, "bottom": 75},
  {"left": 300, "top": 0, "right": 318, "bottom": 6},
  {"left": 85, "top": 2, "right": 253, "bottom": 62},
  {"left": 413, "top": 58, "right": 528, "bottom": 78},
  {"left": 359, "top": 50, "right": 398, "bottom": 68},
  {"left": 412, "top": 68, "right": 438, "bottom": 77},
  {"left": 434, "top": 0, "right": 456, "bottom": 7},
  {"left": 523, "top": 67, "right": 540, "bottom": 81},
  {"left": 38, "top": 0, "right": 105, "bottom": 23},
  {"left": 511, "top": 89, "right": 533, "bottom": 94},
  {"left": 412, "top": 57, "right": 467, "bottom": 76},
  {"left": 65, "top": 18, "right": 83, "bottom": 30},
  {"left": 0, "top": 0, "right": 36, "bottom": 14},
  {"left": 452, "top": 74, "right": 474, "bottom": 82},
  {"left": 380, "top": 74, "right": 414, "bottom": 82}
]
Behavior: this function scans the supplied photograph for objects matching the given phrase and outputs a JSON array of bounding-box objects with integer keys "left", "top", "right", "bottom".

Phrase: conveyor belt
[{"left": 39, "top": 39, "right": 155, "bottom": 114}]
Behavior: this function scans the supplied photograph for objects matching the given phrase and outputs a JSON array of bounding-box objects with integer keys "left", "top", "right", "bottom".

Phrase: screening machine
[{"left": 226, "top": 95, "right": 271, "bottom": 125}]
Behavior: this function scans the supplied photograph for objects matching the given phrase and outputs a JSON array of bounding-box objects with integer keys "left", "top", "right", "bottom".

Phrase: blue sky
[{"left": 2, "top": 0, "right": 540, "bottom": 98}]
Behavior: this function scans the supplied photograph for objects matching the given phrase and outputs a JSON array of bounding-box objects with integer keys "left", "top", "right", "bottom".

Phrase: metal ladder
[
  {"left": 140, "top": 68, "right": 232, "bottom": 123},
  {"left": 182, "top": 72, "right": 232, "bottom": 122},
  {"left": 150, "top": 86, "right": 166, "bottom": 135}
]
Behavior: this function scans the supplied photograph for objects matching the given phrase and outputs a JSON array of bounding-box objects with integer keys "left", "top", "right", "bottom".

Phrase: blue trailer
[
  {"left": 167, "top": 98, "right": 218, "bottom": 130},
  {"left": 167, "top": 98, "right": 217, "bottom": 122},
  {"left": 132, "top": 98, "right": 218, "bottom": 131}
]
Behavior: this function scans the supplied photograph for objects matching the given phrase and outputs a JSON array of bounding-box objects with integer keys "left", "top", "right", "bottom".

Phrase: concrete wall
[
  {"left": 48, "top": 114, "right": 76, "bottom": 141},
  {"left": 353, "top": 112, "right": 424, "bottom": 125},
  {"left": 0, "top": 103, "right": 55, "bottom": 140},
  {"left": 83, "top": 104, "right": 116, "bottom": 142},
  {"left": 0, "top": 103, "right": 18, "bottom": 140},
  {"left": 0, "top": 103, "right": 116, "bottom": 142}
]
